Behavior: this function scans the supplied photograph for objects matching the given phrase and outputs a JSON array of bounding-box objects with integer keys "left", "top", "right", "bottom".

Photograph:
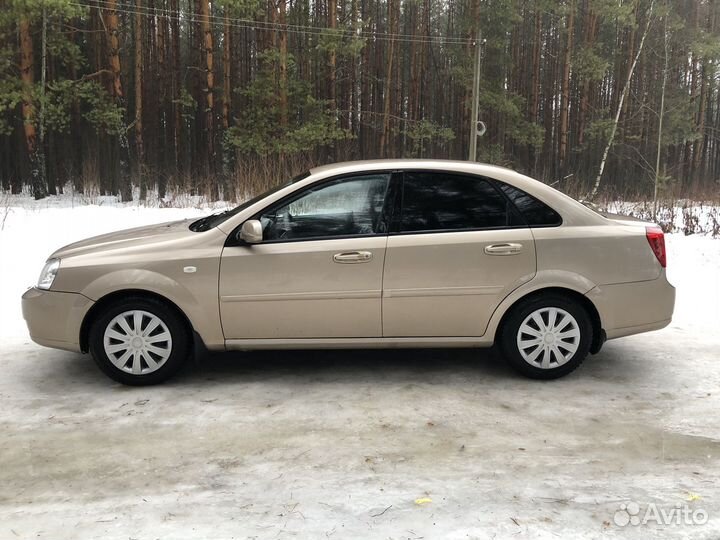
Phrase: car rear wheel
[
  {"left": 500, "top": 294, "right": 592, "bottom": 379},
  {"left": 89, "top": 297, "right": 190, "bottom": 385}
]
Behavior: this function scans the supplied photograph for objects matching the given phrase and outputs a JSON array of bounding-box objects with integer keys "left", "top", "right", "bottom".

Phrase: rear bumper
[
  {"left": 21, "top": 288, "right": 94, "bottom": 353},
  {"left": 585, "top": 271, "right": 675, "bottom": 340}
]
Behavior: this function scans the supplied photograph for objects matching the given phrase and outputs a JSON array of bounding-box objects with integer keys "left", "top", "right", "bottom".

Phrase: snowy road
[{"left": 1, "top": 204, "right": 719, "bottom": 539}]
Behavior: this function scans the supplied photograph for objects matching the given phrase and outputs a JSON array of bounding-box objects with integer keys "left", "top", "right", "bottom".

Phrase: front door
[
  {"left": 382, "top": 171, "right": 537, "bottom": 337},
  {"left": 219, "top": 173, "right": 393, "bottom": 339}
]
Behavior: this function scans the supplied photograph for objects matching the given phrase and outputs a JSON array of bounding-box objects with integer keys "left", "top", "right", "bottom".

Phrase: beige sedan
[{"left": 22, "top": 160, "right": 675, "bottom": 385}]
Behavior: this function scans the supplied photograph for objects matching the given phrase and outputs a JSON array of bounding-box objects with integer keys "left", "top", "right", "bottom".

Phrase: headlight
[{"left": 37, "top": 259, "right": 60, "bottom": 290}]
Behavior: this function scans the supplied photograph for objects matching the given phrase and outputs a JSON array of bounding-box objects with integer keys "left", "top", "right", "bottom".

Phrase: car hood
[{"left": 50, "top": 219, "right": 196, "bottom": 259}]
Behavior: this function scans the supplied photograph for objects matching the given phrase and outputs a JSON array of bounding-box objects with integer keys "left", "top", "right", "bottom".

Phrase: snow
[
  {"left": 604, "top": 200, "right": 720, "bottom": 237},
  {"left": 665, "top": 233, "right": 720, "bottom": 332},
  {"left": 0, "top": 194, "right": 719, "bottom": 539},
  {"left": 0, "top": 195, "right": 229, "bottom": 340}
]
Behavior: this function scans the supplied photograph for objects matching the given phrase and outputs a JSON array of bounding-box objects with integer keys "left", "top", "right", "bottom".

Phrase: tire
[
  {"left": 89, "top": 296, "right": 191, "bottom": 385},
  {"left": 499, "top": 293, "right": 592, "bottom": 380}
]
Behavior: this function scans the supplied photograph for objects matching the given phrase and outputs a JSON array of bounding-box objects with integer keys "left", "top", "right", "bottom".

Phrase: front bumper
[
  {"left": 21, "top": 288, "right": 94, "bottom": 353},
  {"left": 586, "top": 270, "right": 676, "bottom": 340}
]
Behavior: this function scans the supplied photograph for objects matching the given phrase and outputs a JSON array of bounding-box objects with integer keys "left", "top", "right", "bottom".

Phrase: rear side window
[
  {"left": 497, "top": 182, "right": 562, "bottom": 226},
  {"left": 400, "top": 172, "right": 523, "bottom": 232}
]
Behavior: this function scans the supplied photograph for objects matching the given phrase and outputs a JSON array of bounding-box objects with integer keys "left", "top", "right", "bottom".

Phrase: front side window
[
  {"left": 259, "top": 174, "right": 391, "bottom": 241},
  {"left": 190, "top": 172, "right": 310, "bottom": 232},
  {"left": 400, "top": 172, "right": 523, "bottom": 232}
]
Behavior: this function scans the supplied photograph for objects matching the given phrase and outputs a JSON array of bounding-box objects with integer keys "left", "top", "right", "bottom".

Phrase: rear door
[{"left": 382, "top": 171, "right": 537, "bottom": 337}]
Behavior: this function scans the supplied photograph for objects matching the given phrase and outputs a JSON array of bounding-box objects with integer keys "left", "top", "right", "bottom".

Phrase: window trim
[
  {"left": 226, "top": 170, "right": 400, "bottom": 246},
  {"left": 393, "top": 169, "right": 531, "bottom": 236}
]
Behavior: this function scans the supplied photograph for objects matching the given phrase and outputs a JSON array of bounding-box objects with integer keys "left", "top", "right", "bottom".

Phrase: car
[{"left": 21, "top": 160, "right": 675, "bottom": 385}]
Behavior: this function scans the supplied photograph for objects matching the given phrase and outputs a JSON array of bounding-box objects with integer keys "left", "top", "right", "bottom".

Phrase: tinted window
[
  {"left": 259, "top": 174, "right": 391, "bottom": 241},
  {"left": 498, "top": 182, "right": 562, "bottom": 226},
  {"left": 400, "top": 172, "right": 522, "bottom": 232}
]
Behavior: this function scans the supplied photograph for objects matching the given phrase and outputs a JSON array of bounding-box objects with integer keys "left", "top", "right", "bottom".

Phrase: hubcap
[
  {"left": 103, "top": 310, "right": 173, "bottom": 375},
  {"left": 516, "top": 307, "right": 580, "bottom": 369}
]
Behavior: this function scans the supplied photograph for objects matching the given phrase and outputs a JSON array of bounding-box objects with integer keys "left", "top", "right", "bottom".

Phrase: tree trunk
[
  {"left": 223, "top": 8, "right": 232, "bottom": 130},
  {"left": 170, "top": 0, "right": 181, "bottom": 185},
  {"left": 19, "top": 17, "right": 46, "bottom": 199},
  {"left": 103, "top": 0, "right": 129, "bottom": 200},
  {"left": 135, "top": 0, "right": 145, "bottom": 200},
  {"left": 684, "top": 0, "right": 699, "bottom": 186},
  {"left": 542, "top": 21, "right": 557, "bottom": 179},
  {"left": 528, "top": 2, "right": 541, "bottom": 171},
  {"left": 199, "top": 0, "right": 215, "bottom": 179},
  {"left": 40, "top": 5, "right": 52, "bottom": 195},
  {"left": 327, "top": 0, "right": 337, "bottom": 158},
  {"left": 279, "top": 0, "right": 289, "bottom": 128},
  {"left": 408, "top": 3, "right": 420, "bottom": 125},
  {"left": 104, "top": 0, "right": 123, "bottom": 98},
  {"left": 692, "top": 0, "right": 714, "bottom": 191},
  {"left": 378, "top": 45, "right": 394, "bottom": 157},
  {"left": 692, "top": 61, "right": 708, "bottom": 190},
  {"left": 558, "top": 0, "right": 575, "bottom": 173},
  {"left": 654, "top": 14, "right": 669, "bottom": 219},
  {"left": 359, "top": 0, "right": 371, "bottom": 156},
  {"left": 577, "top": 6, "right": 597, "bottom": 148},
  {"left": 379, "top": 0, "right": 397, "bottom": 157}
]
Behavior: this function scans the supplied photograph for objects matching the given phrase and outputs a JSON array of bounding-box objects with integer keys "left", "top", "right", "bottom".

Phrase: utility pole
[{"left": 468, "top": 27, "right": 482, "bottom": 161}]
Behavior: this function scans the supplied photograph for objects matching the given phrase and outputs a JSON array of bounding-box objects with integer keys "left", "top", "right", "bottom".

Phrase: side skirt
[{"left": 225, "top": 337, "right": 494, "bottom": 350}]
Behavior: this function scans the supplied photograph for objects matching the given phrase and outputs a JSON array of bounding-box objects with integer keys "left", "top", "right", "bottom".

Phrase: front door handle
[
  {"left": 484, "top": 243, "right": 523, "bottom": 255},
  {"left": 333, "top": 251, "right": 373, "bottom": 263}
]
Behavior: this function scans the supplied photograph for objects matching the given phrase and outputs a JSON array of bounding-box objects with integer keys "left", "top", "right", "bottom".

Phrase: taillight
[{"left": 646, "top": 226, "right": 666, "bottom": 268}]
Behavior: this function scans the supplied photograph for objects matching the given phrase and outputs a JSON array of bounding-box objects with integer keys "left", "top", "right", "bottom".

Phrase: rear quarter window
[{"left": 497, "top": 182, "right": 562, "bottom": 227}]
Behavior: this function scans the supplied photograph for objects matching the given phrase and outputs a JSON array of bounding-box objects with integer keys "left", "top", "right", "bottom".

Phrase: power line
[
  {"left": 85, "top": 0, "right": 475, "bottom": 45},
  {"left": 108, "top": 0, "right": 475, "bottom": 44},
  {"left": 68, "top": 0, "right": 476, "bottom": 46}
]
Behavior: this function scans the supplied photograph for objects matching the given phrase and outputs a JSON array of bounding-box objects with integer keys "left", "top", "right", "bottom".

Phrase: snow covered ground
[
  {"left": 603, "top": 199, "right": 720, "bottom": 237},
  {"left": 0, "top": 202, "right": 221, "bottom": 340},
  {"left": 0, "top": 195, "right": 719, "bottom": 539}
]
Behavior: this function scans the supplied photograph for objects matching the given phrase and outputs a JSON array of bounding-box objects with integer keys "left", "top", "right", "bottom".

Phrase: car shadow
[
  {"left": 23, "top": 344, "right": 527, "bottom": 391},
  {"left": 180, "top": 346, "right": 514, "bottom": 384},
  {"left": 21, "top": 340, "right": 634, "bottom": 392}
]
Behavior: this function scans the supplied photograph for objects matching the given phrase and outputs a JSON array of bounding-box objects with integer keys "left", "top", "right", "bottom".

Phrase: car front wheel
[
  {"left": 89, "top": 297, "right": 190, "bottom": 385},
  {"left": 500, "top": 294, "right": 592, "bottom": 379}
]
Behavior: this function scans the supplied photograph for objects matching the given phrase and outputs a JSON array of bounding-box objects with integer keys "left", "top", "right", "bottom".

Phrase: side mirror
[{"left": 239, "top": 219, "right": 263, "bottom": 244}]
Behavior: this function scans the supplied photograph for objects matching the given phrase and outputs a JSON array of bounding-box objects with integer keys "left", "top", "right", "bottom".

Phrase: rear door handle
[
  {"left": 333, "top": 251, "right": 373, "bottom": 263},
  {"left": 484, "top": 243, "right": 523, "bottom": 255}
]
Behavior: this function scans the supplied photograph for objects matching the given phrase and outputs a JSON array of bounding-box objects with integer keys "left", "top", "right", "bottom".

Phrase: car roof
[{"left": 309, "top": 159, "right": 518, "bottom": 178}]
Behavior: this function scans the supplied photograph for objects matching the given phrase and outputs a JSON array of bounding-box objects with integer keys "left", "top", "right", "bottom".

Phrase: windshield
[{"left": 189, "top": 171, "right": 311, "bottom": 232}]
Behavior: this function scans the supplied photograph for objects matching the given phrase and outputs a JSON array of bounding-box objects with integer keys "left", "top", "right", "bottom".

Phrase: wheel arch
[
  {"left": 491, "top": 286, "right": 604, "bottom": 354},
  {"left": 79, "top": 289, "right": 197, "bottom": 353}
]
